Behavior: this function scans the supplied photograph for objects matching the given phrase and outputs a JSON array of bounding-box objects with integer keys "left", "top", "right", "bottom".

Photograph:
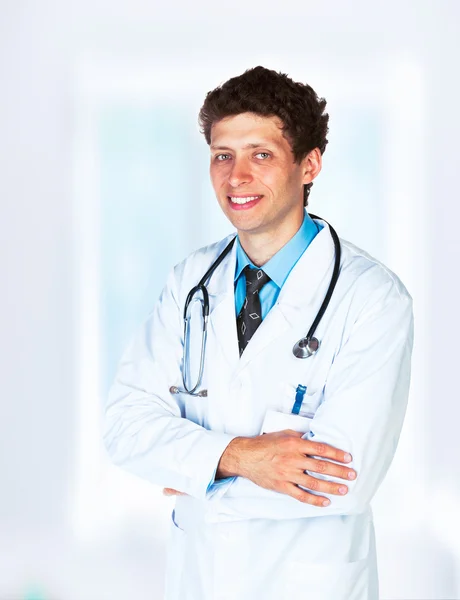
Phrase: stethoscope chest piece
[{"left": 292, "top": 336, "right": 320, "bottom": 359}]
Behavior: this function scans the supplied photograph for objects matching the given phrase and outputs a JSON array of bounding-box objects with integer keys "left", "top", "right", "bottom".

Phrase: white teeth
[{"left": 229, "top": 195, "right": 261, "bottom": 204}]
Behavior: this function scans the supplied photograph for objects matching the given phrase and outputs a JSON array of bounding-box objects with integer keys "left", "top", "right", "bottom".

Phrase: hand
[
  {"left": 216, "top": 430, "right": 357, "bottom": 507},
  {"left": 163, "top": 487, "right": 188, "bottom": 496}
]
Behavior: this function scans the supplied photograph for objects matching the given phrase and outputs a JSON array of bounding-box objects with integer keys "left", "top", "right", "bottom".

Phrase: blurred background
[{"left": 1, "top": 1, "right": 459, "bottom": 598}]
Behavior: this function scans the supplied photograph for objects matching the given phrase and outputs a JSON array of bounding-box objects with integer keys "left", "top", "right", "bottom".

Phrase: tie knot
[{"left": 244, "top": 265, "right": 270, "bottom": 292}]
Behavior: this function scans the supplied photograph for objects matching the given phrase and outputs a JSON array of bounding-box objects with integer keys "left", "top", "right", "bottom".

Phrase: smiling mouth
[{"left": 228, "top": 195, "right": 263, "bottom": 205}]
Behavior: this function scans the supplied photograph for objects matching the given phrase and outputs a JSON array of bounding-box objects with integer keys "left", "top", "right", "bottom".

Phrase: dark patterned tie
[{"left": 236, "top": 265, "right": 271, "bottom": 356}]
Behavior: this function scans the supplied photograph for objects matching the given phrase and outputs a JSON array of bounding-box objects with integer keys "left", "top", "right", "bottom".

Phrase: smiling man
[
  {"left": 210, "top": 112, "right": 322, "bottom": 267},
  {"left": 104, "top": 66, "right": 414, "bottom": 600}
]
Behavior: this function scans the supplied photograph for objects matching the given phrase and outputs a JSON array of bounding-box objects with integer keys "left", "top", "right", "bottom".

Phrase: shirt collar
[{"left": 234, "top": 210, "right": 319, "bottom": 288}]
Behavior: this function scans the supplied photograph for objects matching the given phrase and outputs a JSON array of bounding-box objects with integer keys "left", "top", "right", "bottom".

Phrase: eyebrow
[{"left": 210, "top": 142, "right": 279, "bottom": 151}]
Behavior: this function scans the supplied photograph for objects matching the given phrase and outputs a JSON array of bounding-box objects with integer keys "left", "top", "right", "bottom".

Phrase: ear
[{"left": 301, "top": 148, "right": 322, "bottom": 184}]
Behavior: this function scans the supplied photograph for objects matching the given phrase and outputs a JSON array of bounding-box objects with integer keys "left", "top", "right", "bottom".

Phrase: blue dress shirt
[
  {"left": 206, "top": 210, "right": 323, "bottom": 495},
  {"left": 234, "top": 210, "right": 323, "bottom": 318}
]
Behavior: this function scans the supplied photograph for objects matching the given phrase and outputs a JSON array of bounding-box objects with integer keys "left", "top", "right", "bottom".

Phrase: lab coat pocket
[
  {"left": 286, "top": 557, "right": 369, "bottom": 600},
  {"left": 260, "top": 409, "right": 313, "bottom": 435},
  {"left": 260, "top": 385, "right": 324, "bottom": 435},
  {"left": 164, "top": 510, "right": 186, "bottom": 600}
]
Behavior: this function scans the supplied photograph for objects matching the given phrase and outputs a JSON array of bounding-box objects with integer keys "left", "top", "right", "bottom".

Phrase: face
[{"left": 209, "top": 112, "right": 321, "bottom": 240}]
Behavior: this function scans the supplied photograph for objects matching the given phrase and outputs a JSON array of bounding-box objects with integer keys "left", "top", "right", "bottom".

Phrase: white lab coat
[{"left": 104, "top": 218, "right": 414, "bottom": 600}]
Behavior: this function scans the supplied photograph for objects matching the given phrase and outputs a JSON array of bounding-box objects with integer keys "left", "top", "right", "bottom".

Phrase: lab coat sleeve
[
  {"left": 209, "top": 277, "right": 414, "bottom": 519},
  {"left": 103, "top": 264, "right": 238, "bottom": 501}
]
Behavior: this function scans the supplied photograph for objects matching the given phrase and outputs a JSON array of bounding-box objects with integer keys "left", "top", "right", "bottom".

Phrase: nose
[{"left": 228, "top": 157, "right": 252, "bottom": 188}]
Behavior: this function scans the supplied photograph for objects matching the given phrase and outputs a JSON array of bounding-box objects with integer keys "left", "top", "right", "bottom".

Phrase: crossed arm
[
  {"left": 163, "top": 431, "right": 356, "bottom": 507},
  {"left": 163, "top": 277, "right": 414, "bottom": 518},
  {"left": 104, "top": 264, "right": 414, "bottom": 518}
]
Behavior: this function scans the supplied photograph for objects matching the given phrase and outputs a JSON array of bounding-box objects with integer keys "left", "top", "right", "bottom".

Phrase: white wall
[{"left": 1, "top": 2, "right": 459, "bottom": 598}]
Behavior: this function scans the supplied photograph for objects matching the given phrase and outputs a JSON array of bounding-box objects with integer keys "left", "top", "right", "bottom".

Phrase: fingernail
[
  {"left": 344, "top": 453, "right": 352, "bottom": 462},
  {"left": 348, "top": 471, "right": 356, "bottom": 480},
  {"left": 339, "top": 486, "right": 348, "bottom": 495},
  {"left": 322, "top": 499, "right": 330, "bottom": 506}
]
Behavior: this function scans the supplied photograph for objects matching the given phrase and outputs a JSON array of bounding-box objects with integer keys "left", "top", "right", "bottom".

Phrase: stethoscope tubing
[
  {"left": 173, "top": 214, "right": 341, "bottom": 396},
  {"left": 303, "top": 214, "right": 341, "bottom": 342}
]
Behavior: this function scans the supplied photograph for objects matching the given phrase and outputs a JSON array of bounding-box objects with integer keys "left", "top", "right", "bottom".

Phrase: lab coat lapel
[
  {"left": 277, "top": 219, "right": 336, "bottom": 325},
  {"left": 235, "top": 220, "right": 336, "bottom": 374},
  {"left": 207, "top": 236, "right": 240, "bottom": 373}
]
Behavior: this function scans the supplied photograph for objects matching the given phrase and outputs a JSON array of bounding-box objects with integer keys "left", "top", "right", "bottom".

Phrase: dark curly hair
[{"left": 198, "top": 66, "right": 329, "bottom": 206}]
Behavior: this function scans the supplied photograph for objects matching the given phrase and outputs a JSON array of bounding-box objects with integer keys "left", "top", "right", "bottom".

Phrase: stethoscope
[{"left": 169, "top": 214, "right": 341, "bottom": 398}]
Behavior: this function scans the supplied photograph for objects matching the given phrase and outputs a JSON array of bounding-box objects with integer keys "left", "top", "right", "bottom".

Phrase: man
[{"left": 104, "top": 66, "right": 414, "bottom": 599}]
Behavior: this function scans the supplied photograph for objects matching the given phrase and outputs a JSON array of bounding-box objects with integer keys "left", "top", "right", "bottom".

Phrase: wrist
[{"left": 216, "top": 436, "right": 252, "bottom": 479}]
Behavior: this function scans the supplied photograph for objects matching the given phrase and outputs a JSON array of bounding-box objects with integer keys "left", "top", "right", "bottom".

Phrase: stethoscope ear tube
[
  {"left": 178, "top": 237, "right": 236, "bottom": 396},
  {"left": 181, "top": 314, "right": 208, "bottom": 395},
  {"left": 184, "top": 284, "right": 210, "bottom": 321}
]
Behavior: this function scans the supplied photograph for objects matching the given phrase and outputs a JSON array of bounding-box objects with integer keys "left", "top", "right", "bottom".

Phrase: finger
[
  {"left": 300, "top": 439, "right": 352, "bottom": 464},
  {"left": 163, "top": 488, "right": 187, "bottom": 496},
  {"left": 283, "top": 483, "right": 331, "bottom": 507},
  {"left": 296, "top": 473, "right": 349, "bottom": 496},
  {"left": 300, "top": 457, "right": 357, "bottom": 481}
]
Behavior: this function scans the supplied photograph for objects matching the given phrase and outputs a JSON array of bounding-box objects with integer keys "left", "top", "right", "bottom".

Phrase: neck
[{"left": 238, "top": 210, "right": 304, "bottom": 267}]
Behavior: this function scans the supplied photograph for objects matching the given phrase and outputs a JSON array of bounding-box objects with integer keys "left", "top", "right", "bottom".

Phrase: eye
[
  {"left": 215, "top": 153, "right": 231, "bottom": 161},
  {"left": 255, "top": 152, "right": 270, "bottom": 159}
]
